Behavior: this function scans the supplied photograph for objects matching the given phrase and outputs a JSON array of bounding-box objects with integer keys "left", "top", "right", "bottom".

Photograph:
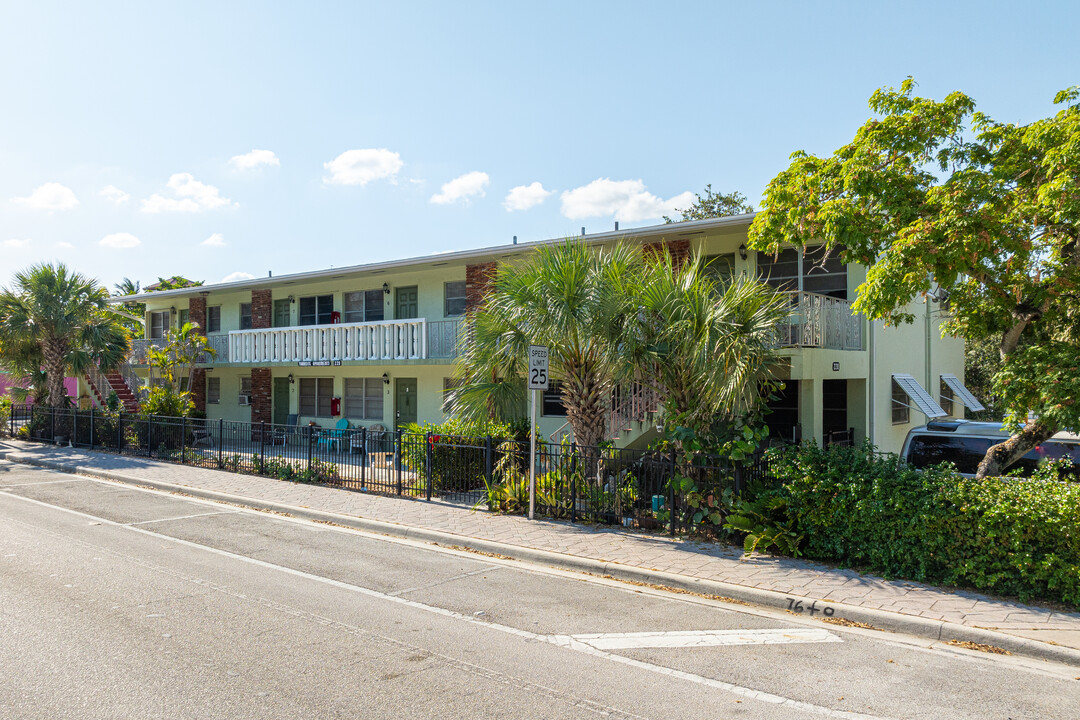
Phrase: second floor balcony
[
  {"left": 129, "top": 318, "right": 462, "bottom": 366},
  {"left": 778, "top": 291, "right": 863, "bottom": 351}
]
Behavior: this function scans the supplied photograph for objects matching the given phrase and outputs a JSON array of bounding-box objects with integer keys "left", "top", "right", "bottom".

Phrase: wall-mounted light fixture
[
  {"left": 287, "top": 295, "right": 295, "bottom": 304},
  {"left": 170, "top": 306, "right": 176, "bottom": 314},
  {"left": 287, "top": 374, "right": 294, "bottom": 384},
  {"left": 382, "top": 283, "right": 390, "bottom": 295},
  {"left": 738, "top": 244, "right": 748, "bottom": 261},
  {"left": 382, "top": 372, "right": 390, "bottom": 385}
]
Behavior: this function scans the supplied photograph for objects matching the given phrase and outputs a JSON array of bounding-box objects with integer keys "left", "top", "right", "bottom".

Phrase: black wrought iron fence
[{"left": 7, "top": 404, "right": 775, "bottom": 534}]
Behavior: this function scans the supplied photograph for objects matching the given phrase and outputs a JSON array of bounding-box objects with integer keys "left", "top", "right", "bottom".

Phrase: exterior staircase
[{"left": 85, "top": 368, "right": 141, "bottom": 412}]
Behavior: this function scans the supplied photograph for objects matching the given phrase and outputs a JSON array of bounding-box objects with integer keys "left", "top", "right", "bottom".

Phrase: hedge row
[{"left": 769, "top": 444, "right": 1080, "bottom": 607}]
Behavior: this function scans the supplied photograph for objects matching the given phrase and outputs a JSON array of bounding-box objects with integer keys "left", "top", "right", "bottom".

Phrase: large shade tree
[
  {"left": 748, "top": 79, "right": 1080, "bottom": 478},
  {"left": 0, "top": 263, "right": 129, "bottom": 407}
]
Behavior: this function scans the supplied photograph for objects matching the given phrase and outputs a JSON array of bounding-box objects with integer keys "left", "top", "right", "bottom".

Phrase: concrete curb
[{"left": 4, "top": 448, "right": 1080, "bottom": 668}]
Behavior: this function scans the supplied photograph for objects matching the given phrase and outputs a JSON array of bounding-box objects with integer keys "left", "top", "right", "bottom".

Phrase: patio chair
[
  {"left": 272, "top": 414, "right": 300, "bottom": 445},
  {"left": 316, "top": 418, "right": 350, "bottom": 452},
  {"left": 190, "top": 419, "right": 214, "bottom": 449}
]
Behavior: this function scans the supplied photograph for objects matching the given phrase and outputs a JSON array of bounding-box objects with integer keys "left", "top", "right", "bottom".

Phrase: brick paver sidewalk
[{"left": 3, "top": 439, "right": 1079, "bottom": 657}]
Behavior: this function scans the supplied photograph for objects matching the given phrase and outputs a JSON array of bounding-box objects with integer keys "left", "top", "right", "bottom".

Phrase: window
[
  {"left": 178, "top": 308, "right": 189, "bottom": 328},
  {"left": 343, "top": 290, "right": 385, "bottom": 323},
  {"left": 757, "top": 248, "right": 800, "bottom": 293},
  {"left": 299, "top": 377, "right": 334, "bottom": 416},
  {"left": 207, "top": 306, "right": 222, "bottom": 333},
  {"left": 542, "top": 381, "right": 567, "bottom": 417},
  {"left": 273, "top": 299, "right": 291, "bottom": 328},
  {"left": 758, "top": 244, "right": 848, "bottom": 300},
  {"left": 703, "top": 253, "right": 736, "bottom": 285},
  {"left": 444, "top": 281, "right": 467, "bottom": 316},
  {"left": 891, "top": 379, "right": 910, "bottom": 425},
  {"left": 207, "top": 376, "right": 221, "bottom": 404},
  {"left": 179, "top": 377, "right": 189, "bottom": 393},
  {"left": 940, "top": 378, "right": 955, "bottom": 417},
  {"left": 240, "top": 377, "right": 252, "bottom": 396},
  {"left": 802, "top": 244, "right": 847, "bottom": 299},
  {"left": 299, "top": 295, "right": 334, "bottom": 326},
  {"left": 344, "top": 378, "right": 383, "bottom": 420},
  {"left": 240, "top": 303, "right": 253, "bottom": 330},
  {"left": 149, "top": 310, "right": 170, "bottom": 339}
]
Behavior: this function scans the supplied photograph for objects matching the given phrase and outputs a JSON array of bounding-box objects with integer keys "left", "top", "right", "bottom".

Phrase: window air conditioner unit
[{"left": 238, "top": 395, "right": 251, "bottom": 406}]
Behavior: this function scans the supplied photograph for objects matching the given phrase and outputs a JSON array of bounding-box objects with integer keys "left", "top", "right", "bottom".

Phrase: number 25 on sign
[{"left": 528, "top": 345, "right": 549, "bottom": 390}]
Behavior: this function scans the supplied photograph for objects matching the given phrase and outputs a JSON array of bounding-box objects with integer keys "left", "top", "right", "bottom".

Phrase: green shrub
[
  {"left": 768, "top": 442, "right": 1080, "bottom": 607},
  {"left": 0, "top": 395, "right": 11, "bottom": 436},
  {"left": 401, "top": 418, "right": 519, "bottom": 494}
]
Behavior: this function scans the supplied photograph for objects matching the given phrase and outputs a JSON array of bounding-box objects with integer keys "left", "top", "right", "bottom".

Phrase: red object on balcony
[
  {"left": 331, "top": 311, "right": 341, "bottom": 324},
  {"left": 330, "top": 397, "right": 341, "bottom": 416}
]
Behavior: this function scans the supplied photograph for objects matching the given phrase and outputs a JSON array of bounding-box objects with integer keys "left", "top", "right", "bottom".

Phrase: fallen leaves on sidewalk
[{"left": 947, "top": 639, "right": 1010, "bottom": 655}]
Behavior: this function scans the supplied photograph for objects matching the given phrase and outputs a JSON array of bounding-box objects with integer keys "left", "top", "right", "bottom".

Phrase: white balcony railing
[
  {"left": 227, "top": 319, "right": 461, "bottom": 364},
  {"left": 778, "top": 291, "right": 863, "bottom": 351}
]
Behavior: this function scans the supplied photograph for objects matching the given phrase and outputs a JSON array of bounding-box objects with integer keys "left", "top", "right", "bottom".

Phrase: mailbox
[{"left": 330, "top": 397, "right": 341, "bottom": 416}]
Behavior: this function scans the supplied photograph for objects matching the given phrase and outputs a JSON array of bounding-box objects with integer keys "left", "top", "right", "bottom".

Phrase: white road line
[
  {"left": 126, "top": 510, "right": 241, "bottom": 526},
  {"left": 0, "top": 478, "right": 88, "bottom": 488},
  {"left": 565, "top": 628, "right": 842, "bottom": 650},
  {"left": 0, "top": 488, "right": 893, "bottom": 720}
]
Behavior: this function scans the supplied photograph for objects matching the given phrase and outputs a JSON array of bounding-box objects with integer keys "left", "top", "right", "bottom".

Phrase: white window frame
[
  {"left": 149, "top": 310, "right": 170, "bottom": 339},
  {"left": 344, "top": 377, "right": 383, "bottom": 420},
  {"left": 299, "top": 377, "right": 334, "bottom": 417},
  {"left": 444, "top": 281, "right": 467, "bottom": 317}
]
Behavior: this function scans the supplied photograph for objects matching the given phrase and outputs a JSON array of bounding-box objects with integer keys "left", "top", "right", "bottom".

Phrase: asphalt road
[{"left": 1, "top": 460, "right": 1076, "bottom": 719}]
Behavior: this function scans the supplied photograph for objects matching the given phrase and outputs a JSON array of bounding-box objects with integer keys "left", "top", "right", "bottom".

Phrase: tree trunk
[
  {"left": 976, "top": 420, "right": 1056, "bottom": 479},
  {"left": 41, "top": 338, "right": 68, "bottom": 408},
  {"left": 563, "top": 369, "right": 608, "bottom": 485}
]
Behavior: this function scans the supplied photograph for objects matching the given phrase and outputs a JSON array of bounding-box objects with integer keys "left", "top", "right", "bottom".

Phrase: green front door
[
  {"left": 395, "top": 286, "right": 418, "bottom": 319},
  {"left": 273, "top": 299, "right": 291, "bottom": 327},
  {"left": 394, "top": 378, "right": 417, "bottom": 429},
  {"left": 273, "top": 377, "right": 290, "bottom": 425}
]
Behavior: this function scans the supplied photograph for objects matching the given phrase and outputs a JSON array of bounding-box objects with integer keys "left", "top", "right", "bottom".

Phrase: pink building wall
[{"left": 0, "top": 371, "right": 77, "bottom": 402}]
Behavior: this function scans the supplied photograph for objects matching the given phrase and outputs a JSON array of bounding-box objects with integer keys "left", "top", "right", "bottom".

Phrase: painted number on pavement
[{"left": 786, "top": 598, "right": 835, "bottom": 617}]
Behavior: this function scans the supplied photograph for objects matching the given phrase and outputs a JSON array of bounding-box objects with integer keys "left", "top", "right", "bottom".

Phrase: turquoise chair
[{"left": 317, "top": 418, "right": 350, "bottom": 452}]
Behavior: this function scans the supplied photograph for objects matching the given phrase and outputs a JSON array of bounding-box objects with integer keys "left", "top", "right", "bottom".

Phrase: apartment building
[{"left": 96, "top": 214, "right": 973, "bottom": 454}]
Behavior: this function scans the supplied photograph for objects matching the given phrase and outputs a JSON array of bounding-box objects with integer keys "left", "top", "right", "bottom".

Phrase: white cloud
[
  {"left": 3, "top": 238, "right": 31, "bottom": 248},
  {"left": 99, "top": 232, "right": 140, "bottom": 249},
  {"left": 560, "top": 179, "right": 695, "bottom": 222},
  {"left": 323, "top": 149, "right": 403, "bottom": 186},
  {"left": 430, "top": 171, "right": 489, "bottom": 205},
  {"left": 503, "top": 182, "right": 553, "bottom": 212},
  {"left": 141, "top": 173, "right": 236, "bottom": 213},
  {"left": 230, "top": 149, "right": 280, "bottom": 170},
  {"left": 11, "top": 182, "right": 79, "bottom": 211},
  {"left": 222, "top": 271, "right": 255, "bottom": 283},
  {"left": 202, "top": 233, "right": 226, "bottom": 247},
  {"left": 99, "top": 185, "right": 130, "bottom": 205},
  {"left": 56, "top": 241, "right": 75, "bottom": 249}
]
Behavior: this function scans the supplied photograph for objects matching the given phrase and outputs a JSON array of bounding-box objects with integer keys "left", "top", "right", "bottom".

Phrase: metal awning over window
[
  {"left": 940, "top": 374, "right": 986, "bottom": 412},
  {"left": 892, "top": 374, "right": 947, "bottom": 419}
]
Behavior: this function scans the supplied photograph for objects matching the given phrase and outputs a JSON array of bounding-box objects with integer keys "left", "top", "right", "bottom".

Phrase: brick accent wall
[
  {"left": 643, "top": 239, "right": 691, "bottom": 268},
  {"left": 251, "top": 289, "right": 272, "bottom": 329},
  {"left": 465, "top": 261, "right": 497, "bottom": 313},
  {"left": 191, "top": 368, "right": 207, "bottom": 412},
  {"left": 189, "top": 296, "right": 207, "bottom": 335},
  {"left": 250, "top": 368, "right": 272, "bottom": 427}
]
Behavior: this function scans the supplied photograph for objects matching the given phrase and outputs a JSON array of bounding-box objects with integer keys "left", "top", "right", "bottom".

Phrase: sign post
[{"left": 527, "top": 345, "right": 549, "bottom": 520}]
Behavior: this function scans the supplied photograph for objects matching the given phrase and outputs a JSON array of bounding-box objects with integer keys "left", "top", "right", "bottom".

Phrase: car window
[{"left": 907, "top": 434, "right": 1080, "bottom": 475}]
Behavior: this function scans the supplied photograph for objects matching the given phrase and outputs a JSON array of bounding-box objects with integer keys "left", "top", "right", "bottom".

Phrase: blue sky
[{"left": 2, "top": 1, "right": 1077, "bottom": 291}]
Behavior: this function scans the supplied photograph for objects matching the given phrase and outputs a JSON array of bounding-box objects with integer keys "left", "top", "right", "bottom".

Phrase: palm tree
[
  {"left": 628, "top": 252, "right": 789, "bottom": 436},
  {"left": 450, "top": 240, "right": 642, "bottom": 450},
  {"left": 112, "top": 277, "right": 145, "bottom": 338},
  {"left": 0, "top": 263, "right": 129, "bottom": 408}
]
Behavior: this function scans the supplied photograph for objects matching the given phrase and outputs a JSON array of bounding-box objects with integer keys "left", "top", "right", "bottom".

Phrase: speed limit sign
[{"left": 528, "top": 345, "right": 549, "bottom": 390}]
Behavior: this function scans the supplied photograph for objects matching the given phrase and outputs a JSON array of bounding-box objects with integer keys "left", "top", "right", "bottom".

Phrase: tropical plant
[
  {"left": 628, "top": 251, "right": 787, "bottom": 439},
  {"left": 112, "top": 277, "right": 146, "bottom": 338},
  {"left": 0, "top": 263, "right": 128, "bottom": 408},
  {"left": 449, "top": 240, "right": 642, "bottom": 451},
  {"left": 748, "top": 79, "right": 1080, "bottom": 478}
]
